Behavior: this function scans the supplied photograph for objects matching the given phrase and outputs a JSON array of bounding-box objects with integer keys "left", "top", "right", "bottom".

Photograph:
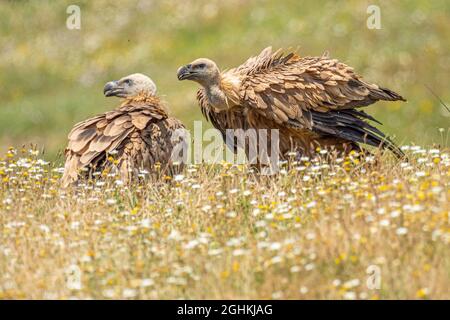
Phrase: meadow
[
  {"left": 0, "top": 0, "right": 449, "bottom": 299},
  {"left": 0, "top": 147, "right": 448, "bottom": 299}
]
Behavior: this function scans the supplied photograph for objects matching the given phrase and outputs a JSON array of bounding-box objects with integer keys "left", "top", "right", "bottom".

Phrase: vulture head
[
  {"left": 177, "top": 58, "right": 220, "bottom": 86},
  {"left": 103, "top": 73, "right": 157, "bottom": 98}
]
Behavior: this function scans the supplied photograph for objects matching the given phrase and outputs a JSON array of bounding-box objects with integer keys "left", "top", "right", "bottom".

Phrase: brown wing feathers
[
  {"left": 62, "top": 97, "right": 184, "bottom": 186},
  {"left": 240, "top": 51, "right": 405, "bottom": 113},
  {"left": 232, "top": 47, "right": 405, "bottom": 156}
]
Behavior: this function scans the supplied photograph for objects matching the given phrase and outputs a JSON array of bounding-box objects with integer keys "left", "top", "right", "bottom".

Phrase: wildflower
[
  {"left": 343, "top": 279, "right": 360, "bottom": 289},
  {"left": 201, "top": 205, "right": 212, "bottom": 212},
  {"left": 167, "top": 277, "right": 188, "bottom": 286},
  {"left": 269, "top": 242, "right": 281, "bottom": 251},
  {"left": 282, "top": 213, "right": 293, "bottom": 219},
  {"left": 36, "top": 159, "right": 49, "bottom": 166},
  {"left": 390, "top": 210, "right": 400, "bottom": 218},
  {"left": 184, "top": 240, "right": 199, "bottom": 250},
  {"left": 416, "top": 288, "right": 429, "bottom": 299},
  {"left": 255, "top": 220, "right": 266, "bottom": 228},
  {"left": 332, "top": 279, "right": 341, "bottom": 287},
  {"left": 53, "top": 167, "right": 65, "bottom": 174},
  {"left": 343, "top": 291, "right": 357, "bottom": 300},
  {"left": 304, "top": 263, "right": 315, "bottom": 271},
  {"left": 65, "top": 264, "right": 82, "bottom": 290},
  {"left": 70, "top": 221, "right": 80, "bottom": 229},
  {"left": 140, "top": 279, "right": 154, "bottom": 287},
  {"left": 359, "top": 292, "right": 369, "bottom": 300},
  {"left": 299, "top": 286, "right": 308, "bottom": 294},
  {"left": 290, "top": 266, "right": 301, "bottom": 273},
  {"left": 174, "top": 174, "right": 184, "bottom": 182},
  {"left": 208, "top": 249, "right": 223, "bottom": 256},
  {"left": 306, "top": 232, "right": 316, "bottom": 240},
  {"left": 168, "top": 229, "right": 182, "bottom": 241},
  {"left": 39, "top": 225, "right": 50, "bottom": 233},
  {"left": 102, "top": 289, "right": 115, "bottom": 298},
  {"left": 106, "top": 199, "right": 117, "bottom": 205},
  {"left": 272, "top": 291, "right": 283, "bottom": 299},
  {"left": 226, "top": 211, "right": 237, "bottom": 218},
  {"left": 122, "top": 288, "right": 137, "bottom": 298},
  {"left": 265, "top": 213, "right": 274, "bottom": 220},
  {"left": 141, "top": 218, "right": 151, "bottom": 228},
  {"left": 232, "top": 249, "right": 248, "bottom": 256},
  {"left": 270, "top": 256, "right": 282, "bottom": 264},
  {"left": 415, "top": 171, "right": 426, "bottom": 177},
  {"left": 306, "top": 201, "right": 316, "bottom": 208}
]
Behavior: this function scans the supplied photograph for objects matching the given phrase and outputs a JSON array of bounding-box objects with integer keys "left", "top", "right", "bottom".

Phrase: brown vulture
[
  {"left": 177, "top": 47, "right": 405, "bottom": 160},
  {"left": 62, "top": 73, "right": 186, "bottom": 187}
]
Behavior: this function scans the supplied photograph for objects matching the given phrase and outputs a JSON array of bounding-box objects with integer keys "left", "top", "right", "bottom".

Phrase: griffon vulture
[
  {"left": 177, "top": 47, "right": 405, "bottom": 160},
  {"left": 62, "top": 73, "right": 185, "bottom": 186}
]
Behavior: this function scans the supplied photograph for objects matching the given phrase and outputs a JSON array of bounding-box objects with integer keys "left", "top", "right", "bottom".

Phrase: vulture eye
[
  {"left": 123, "top": 79, "right": 132, "bottom": 85},
  {"left": 196, "top": 63, "right": 206, "bottom": 69}
]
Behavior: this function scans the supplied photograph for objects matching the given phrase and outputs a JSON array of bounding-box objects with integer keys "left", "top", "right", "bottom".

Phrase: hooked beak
[
  {"left": 103, "top": 81, "right": 125, "bottom": 97},
  {"left": 177, "top": 65, "right": 195, "bottom": 81}
]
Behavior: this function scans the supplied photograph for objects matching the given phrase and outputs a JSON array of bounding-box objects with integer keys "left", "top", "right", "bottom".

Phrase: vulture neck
[
  {"left": 120, "top": 94, "right": 168, "bottom": 115},
  {"left": 123, "top": 92, "right": 160, "bottom": 105},
  {"left": 204, "top": 84, "right": 228, "bottom": 111},
  {"left": 202, "top": 74, "right": 238, "bottom": 111}
]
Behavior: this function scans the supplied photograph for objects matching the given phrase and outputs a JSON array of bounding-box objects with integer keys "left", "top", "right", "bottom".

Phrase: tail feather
[
  {"left": 311, "top": 109, "right": 405, "bottom": 158},
  {"left": 371, "top": 86, "right": 406, "bottom": 102}
]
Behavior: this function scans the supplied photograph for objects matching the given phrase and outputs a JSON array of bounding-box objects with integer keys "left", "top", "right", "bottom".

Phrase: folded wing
[{"left": 62, "top": 98, "right": 184, "bottom": 186}]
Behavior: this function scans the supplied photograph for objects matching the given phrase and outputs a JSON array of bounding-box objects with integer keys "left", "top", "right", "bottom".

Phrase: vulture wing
[
  {"left": 231, "top": 47, "right": 405, "bottom": 156},
  {"left": 62, "top": 97, "right": 183, "bottom": 186}
]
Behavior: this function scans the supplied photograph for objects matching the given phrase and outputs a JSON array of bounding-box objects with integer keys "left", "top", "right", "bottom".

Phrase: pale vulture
[
  {"left": 177, "top": 47, "right": 405, "bottom": 160},
  {"left": 62, "top": 73, "right": 186, "bottom": 186}
]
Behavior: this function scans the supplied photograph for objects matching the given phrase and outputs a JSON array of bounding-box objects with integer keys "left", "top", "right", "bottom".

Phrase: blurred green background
[{"left": 0, "top": 0, "right": 449, "bottom": 160}]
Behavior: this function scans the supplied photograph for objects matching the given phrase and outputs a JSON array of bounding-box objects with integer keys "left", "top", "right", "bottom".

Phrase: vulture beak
[
  {"left": 103, "top": 80, "right": 124, "bottom": 97},
  {"left": 177, "top": 65, "right": 194, "bottom": 81}
]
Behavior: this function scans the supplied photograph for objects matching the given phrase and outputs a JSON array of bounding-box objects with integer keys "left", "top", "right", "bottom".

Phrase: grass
[{"left": 0, "top": 147, "right": 448, "bottom": 299}]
